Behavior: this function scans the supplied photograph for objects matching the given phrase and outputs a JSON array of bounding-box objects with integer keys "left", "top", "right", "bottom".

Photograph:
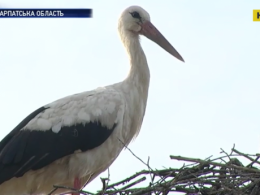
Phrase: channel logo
[{"left": 253, "top": 10, "right": 260, "bottom": 21}]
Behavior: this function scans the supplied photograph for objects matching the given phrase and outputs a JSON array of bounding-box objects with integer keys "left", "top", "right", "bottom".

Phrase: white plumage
[
  {"left": 0, "top": 5, "right": 184, "bottom": 195},
  {"left": 25, "top": 88, "right": 124, "bottom": 132}
]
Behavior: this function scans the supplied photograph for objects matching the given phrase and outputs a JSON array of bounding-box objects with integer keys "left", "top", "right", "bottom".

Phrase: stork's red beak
[{"left": 140, "top": 21, "right": 184, "bottom": 62}]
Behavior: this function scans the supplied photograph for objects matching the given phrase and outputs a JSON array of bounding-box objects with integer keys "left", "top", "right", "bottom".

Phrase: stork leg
[{"left": 72, "top": 177, "right": 81, "bottom": 195}]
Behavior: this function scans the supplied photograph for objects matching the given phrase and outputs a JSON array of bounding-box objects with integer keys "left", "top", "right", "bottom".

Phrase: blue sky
[{"left": 0, "top": 0, "right": 260, "bottom": 194}]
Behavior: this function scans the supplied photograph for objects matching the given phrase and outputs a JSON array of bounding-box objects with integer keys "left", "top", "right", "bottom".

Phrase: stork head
[{"left": 118, "top": 5, "right": 184, "bottom": 62}]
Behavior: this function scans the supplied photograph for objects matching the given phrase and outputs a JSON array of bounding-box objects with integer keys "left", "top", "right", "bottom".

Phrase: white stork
[{"left": 0, "top": 5, "right": 184, "bottom": 195}]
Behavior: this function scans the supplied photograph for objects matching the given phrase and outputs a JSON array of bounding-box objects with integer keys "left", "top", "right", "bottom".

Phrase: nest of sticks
[{"left": 51, "top": 145, "right": 260, "bottom": 195}]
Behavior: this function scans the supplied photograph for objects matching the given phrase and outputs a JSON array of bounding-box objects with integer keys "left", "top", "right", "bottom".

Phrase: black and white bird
[{"left": 0, "top": 5, "right": 184, "bottom": 195}]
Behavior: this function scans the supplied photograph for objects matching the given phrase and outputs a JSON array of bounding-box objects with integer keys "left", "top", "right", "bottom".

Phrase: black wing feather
[
  {"left": 0, "top": 106, "right": 116, "bottom": 185},
  {"left": 0, "top": 106, "right": 47, "bottom": 152}
]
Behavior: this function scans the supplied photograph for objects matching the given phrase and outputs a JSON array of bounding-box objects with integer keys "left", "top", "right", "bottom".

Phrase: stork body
[{"left": 0, "top": 5, "right": 184, "bottom": 195}]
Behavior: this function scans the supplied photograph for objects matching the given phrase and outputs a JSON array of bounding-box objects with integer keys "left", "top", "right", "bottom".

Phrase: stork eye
[{"left": 130, "top": 11, "right": 141, "bottom": 19}]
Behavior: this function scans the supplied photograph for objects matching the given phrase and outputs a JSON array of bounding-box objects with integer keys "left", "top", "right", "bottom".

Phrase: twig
[
  {"left": 169, "top": 155, "right": 260, "bottom": 173},
  {"left": 232, "top": 148, "right": 260, "bottom": 167},
  {"left": 118, "top": 138, "right": 153, "bottom": 171}
]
